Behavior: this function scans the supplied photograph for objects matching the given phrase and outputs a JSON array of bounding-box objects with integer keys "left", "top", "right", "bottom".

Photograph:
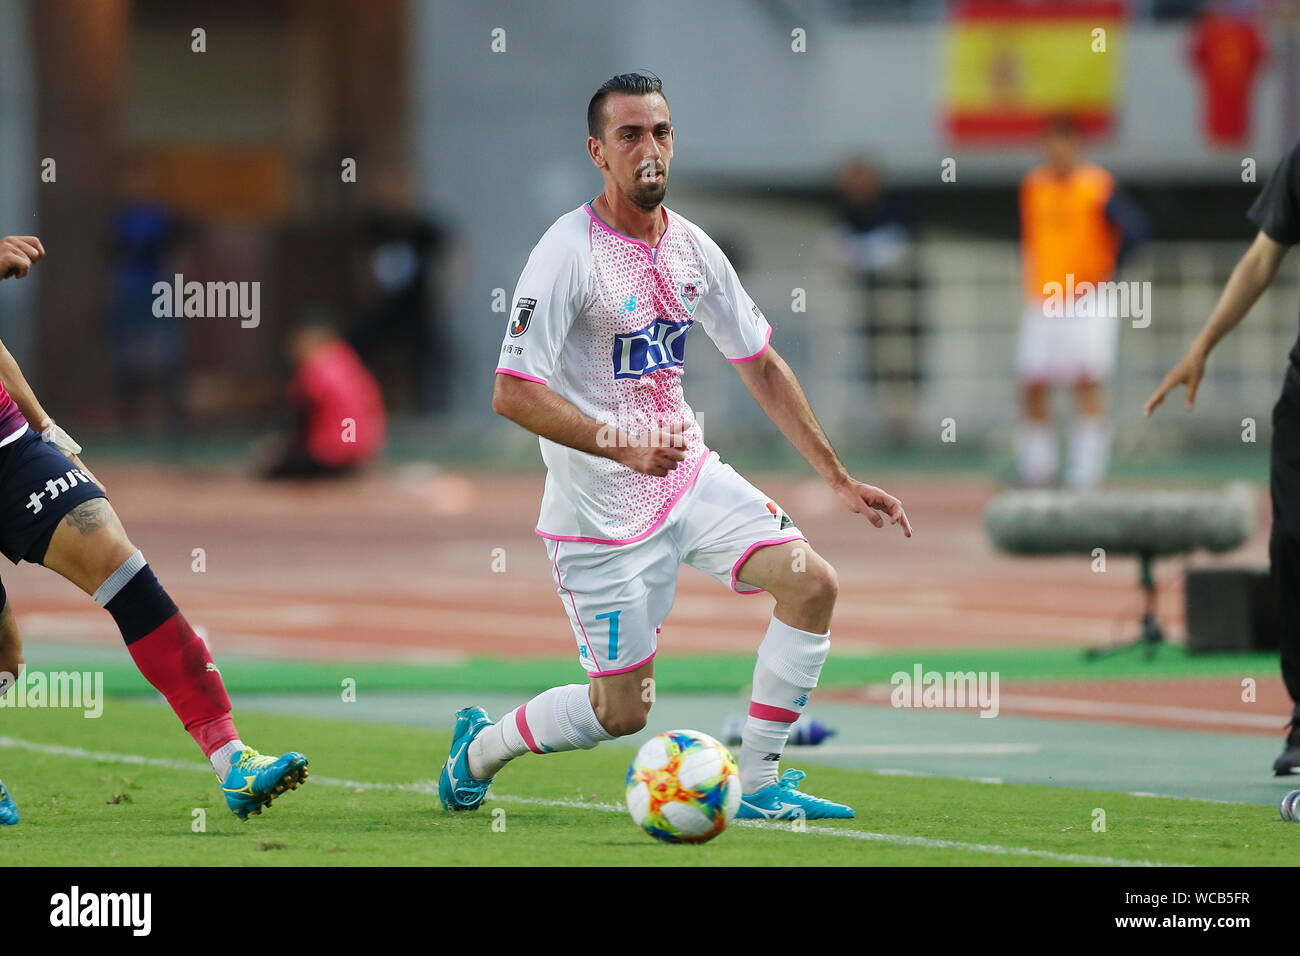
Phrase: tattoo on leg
[{"left": 62, "top": 498, "right": 112, "bottom": 535}]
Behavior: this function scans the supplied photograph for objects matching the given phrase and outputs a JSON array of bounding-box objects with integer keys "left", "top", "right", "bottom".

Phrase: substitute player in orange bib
[
  {"left": 1016, "top": 117, "right": 1147, "bottom": 489},
  {"left": 0, "top": 234, "right": 307, "bottom": 824},
  {"left": 439, "top": 73, "right": 911, "bottom": 821}
]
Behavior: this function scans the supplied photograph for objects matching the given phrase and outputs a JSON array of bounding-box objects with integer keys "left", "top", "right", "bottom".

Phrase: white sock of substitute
[
  {"left": 1066, "top": 414, "right": 1110, "bottom": 490},
  {"left": 209, "top": 738, "right": 248, "bottom": 780},
  {"left": 740, "top": 615, "right": 831, "bottom": 793},
  {"left": 467, "top": 683, "right": 615, "bottom": 779},
  {"left": 1016, "top": 421, "right": 1058, "bottom": 486}
]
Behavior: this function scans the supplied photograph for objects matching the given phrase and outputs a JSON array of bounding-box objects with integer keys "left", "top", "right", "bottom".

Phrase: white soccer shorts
[
  {"left": 1015, "top": 302, "right": 1120, "bottom": 385},
  {"left": 542, "top": 450, "right": 807, "bottom": 677}
]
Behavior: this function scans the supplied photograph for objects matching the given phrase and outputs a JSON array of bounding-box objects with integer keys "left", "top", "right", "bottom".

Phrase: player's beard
[{"left": 627, "top": 164, "right": 668, "bottom": 211}]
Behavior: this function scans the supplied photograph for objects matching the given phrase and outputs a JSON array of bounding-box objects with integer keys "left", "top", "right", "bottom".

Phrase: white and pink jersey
[{"left": 495, "top": 201, "right": 772, "bottom": 544}]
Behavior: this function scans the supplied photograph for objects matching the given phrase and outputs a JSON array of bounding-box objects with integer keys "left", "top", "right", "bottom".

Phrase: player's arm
[
  {"left": 0, "top": 235, "right": 55, "bottom": 426},
  {"left": 492, "top": 373, "right": 687, "bottom": 477},
  {"left": 731, "top": 346, "right": 911, "bottom": 536},
  {"left": 0, "top": 339, "right": 53, "bottom": 430},
  {"left": 1145, "top": 230, "right": 1289, "bottom": 415},
  {"left": 0, "top": 235, "right": 99, "bottom": 483}
]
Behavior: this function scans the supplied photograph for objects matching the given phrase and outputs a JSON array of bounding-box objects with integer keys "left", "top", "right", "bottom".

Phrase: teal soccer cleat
[
  {"left": 439, "top": 706, "right": 496, "bottom": 811},
  {"left": 0, "top": 779, "right": 18, "bottom": 826},
  {"left": 736, "top": 768, "right": 855, "bottom": 821},
  {"left": 220, "top": 748, "right": 309, "bottom": 821}
]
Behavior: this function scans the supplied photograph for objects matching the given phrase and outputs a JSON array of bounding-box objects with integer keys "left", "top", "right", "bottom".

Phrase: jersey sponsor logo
[
  {"left": 623, "top": 294, "right": 638, "bottom": 312},
  {"left": 509, "top": 297, "right": 537, "bottom": 337},
  {"left": 611, "top": 316, "right": 693, "bottom": 380},
  {"left": 750, "top": 303, "right": 765, "bottom": 326},
  {"left": 678, "top": 281, "right": 700, "bottom": 315}
]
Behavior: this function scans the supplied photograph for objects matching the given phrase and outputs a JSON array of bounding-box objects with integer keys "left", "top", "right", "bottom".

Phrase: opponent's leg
[
  {"left": 0, "top": 585, "right": 22, "bottom": 698},
  {"left": 40, "top": 497, "right": 308, "bottom": 819},
  {"left": 0, "top": 585, "right": 21, "bottom": 825}
]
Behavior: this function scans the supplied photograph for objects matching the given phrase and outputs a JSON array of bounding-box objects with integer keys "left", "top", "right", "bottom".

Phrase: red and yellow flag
[{"left": 945, "top": 0, "right": 1127, "bottom": 143}]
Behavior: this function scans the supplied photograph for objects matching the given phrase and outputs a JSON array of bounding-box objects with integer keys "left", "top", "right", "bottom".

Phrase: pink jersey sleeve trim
[
  {"left": 533, "top": 448, "right": 712, "bottom": 546},
  {"left": 726, "top": 326, "right": 773, "bottom": 364},
  {"left": 495, "top": 367, "right": 548, "bottom": 386},
  {"left": 590, "top": 651, "right": 657, "bottom": 678},
  {"left": 730, "top": 534, "right": 808, "bottom": 594}
]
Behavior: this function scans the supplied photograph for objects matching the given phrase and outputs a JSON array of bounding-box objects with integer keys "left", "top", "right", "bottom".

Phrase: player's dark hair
[
  {"left": 587, "top": 72, "right": 666, "bottom": 140},
  {"left": 1044, "top": 114, "right": 1081, "bottom": 139}
]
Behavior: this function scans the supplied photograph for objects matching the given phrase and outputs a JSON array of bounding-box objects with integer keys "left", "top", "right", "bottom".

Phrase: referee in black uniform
[{"left": 1147, "top": 141, "right": 1300, "bottom": 774}]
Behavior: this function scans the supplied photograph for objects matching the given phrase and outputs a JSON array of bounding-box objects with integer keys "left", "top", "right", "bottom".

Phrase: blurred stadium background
[
  {"left": 1, "top": 0, "right": 1298, "bottom": 824},
  {"left": 0, "top": 0, "right": 1295, "bottom": 461}
]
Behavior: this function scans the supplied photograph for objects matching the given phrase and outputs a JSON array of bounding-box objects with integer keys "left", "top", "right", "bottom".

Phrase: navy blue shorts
[{"left": 0, "top": 428, "right": 106, "bottom": 564}]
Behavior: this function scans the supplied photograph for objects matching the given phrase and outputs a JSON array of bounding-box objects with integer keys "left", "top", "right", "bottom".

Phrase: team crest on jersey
[
  {"left": 612, "top": 317, "right": 693, "bottom": 380},
  {"left": 678, "top": 281, "right": 701, "bottom": 315},
  {"left": 508, "top": 297, "right": 536, "bottom": 337}
]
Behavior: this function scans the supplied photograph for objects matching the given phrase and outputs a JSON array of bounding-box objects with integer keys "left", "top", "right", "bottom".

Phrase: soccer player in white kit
[{"left": 439, "top": 73, "right": 912, "bottom": 820}]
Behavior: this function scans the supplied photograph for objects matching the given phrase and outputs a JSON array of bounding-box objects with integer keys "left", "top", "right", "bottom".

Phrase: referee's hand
[
  {"left": 0, "top": 236, "right": 44, "bottom": 280},
  {"left": 1145, "top": 348, "right": 1206, "bottom": 416}
]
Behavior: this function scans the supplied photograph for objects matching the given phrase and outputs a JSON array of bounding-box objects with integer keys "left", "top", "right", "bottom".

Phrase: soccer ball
[{"left": 625, "top": 729, "right": 741, "bottom": 844}]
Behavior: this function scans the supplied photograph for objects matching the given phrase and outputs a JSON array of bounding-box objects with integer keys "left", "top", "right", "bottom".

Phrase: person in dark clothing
[
  {"left": 1146, "top": 139, "right": 1300, "bottom": 774},
  {"left": 107, "top": 164, "right": 189, "bottom": 435},
  {"left": 348, "top": 165, "right": 449, "bottom": 414},
  {"left": 827, "top": 158, "right": 922, "bottom": 445}
]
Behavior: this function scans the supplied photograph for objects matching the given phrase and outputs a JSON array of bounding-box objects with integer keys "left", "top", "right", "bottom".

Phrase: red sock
[{"left": 127, "top": 612, "right": 238, "bottom": 756}]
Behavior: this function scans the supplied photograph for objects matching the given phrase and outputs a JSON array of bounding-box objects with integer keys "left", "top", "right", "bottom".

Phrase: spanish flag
[{"left": 945, "top": 0, "right": 1126, "bottom": 143}]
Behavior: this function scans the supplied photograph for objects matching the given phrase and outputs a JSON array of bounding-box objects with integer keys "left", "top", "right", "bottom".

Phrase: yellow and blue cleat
[
  {"left": 220, "top": 748, "right": 309, "bottom": 821},
  {"left": 439, "top": 706, "right": 495, "bottom": 811},
  {"left": 0, "top": 779, "right": 18, "bottom": 826},
  {"left": 736, "top": 768, "right": 855, "bottom": 820}
]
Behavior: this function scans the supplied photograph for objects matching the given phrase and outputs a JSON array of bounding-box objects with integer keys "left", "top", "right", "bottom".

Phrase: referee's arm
[{"left": 1145, "top": 231, "right": 1289, "bottom": 415}]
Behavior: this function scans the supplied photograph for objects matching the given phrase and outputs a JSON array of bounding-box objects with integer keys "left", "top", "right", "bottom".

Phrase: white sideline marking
[
  {"left": 0, "top": 735, "right": 1190, "bottom": 867},
  {"left": 787, "top": 743, "right": 1039, "bottom": 756},
  {"left": 862, "top": 685, "right": 1286, "bottom": 729},
  {"left": 985, "top": 693, "right": 1284, "bottom": 729}
]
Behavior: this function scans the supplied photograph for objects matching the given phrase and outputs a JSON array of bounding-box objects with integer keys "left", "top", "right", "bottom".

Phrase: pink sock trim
[
  {"left": 515, "top": 706, "right": 545, "bottom": 755},
  {"left": 749, "top": 701, "right": 801, "bottom": 723}
]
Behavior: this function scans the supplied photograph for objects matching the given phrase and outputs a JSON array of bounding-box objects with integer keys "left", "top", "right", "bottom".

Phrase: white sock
[
  {"left": 209, "top": 738, "right": 248, "bottom": 780},
  {"left": 740, "top": 616, "right": 831, "bottom": 793},
  {"left": 1066, "top": 415, "right": 1110, "bottom": 490},
  {"left": 1016, "top": 421, "right": 1058, "bottom": 486},
  {"left": 467, "top": 684, "right": 614, "bottom": 779}
]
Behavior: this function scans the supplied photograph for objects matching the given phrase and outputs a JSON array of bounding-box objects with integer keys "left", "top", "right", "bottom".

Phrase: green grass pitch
[{"left": 0, "top": 697, "right": 1294, "bottom": 866}]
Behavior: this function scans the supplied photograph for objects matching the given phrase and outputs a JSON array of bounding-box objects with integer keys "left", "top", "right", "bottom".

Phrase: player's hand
[
  {"left": 0, "top": 236, "right": 45, "bottom": 280},
  {"left": 1145, "top": 347, "right": 1206, "bottom": 416},
  {"left": 615, "top": 421, "right": 689, "bottom": 477},
  {"left": 834, "top": 477, "right": 912, "bottom": 537}
]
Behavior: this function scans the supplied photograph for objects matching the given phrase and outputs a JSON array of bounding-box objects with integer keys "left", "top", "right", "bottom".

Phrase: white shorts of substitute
[
  {"left": 1015, "top": 303, "right": 1119, "bottom": 385},
  {"left": 542, "top": 450, "right": 806, "bottom": 677}
]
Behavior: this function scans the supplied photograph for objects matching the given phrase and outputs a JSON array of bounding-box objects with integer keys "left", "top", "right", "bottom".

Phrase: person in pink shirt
[{"left": 265, "top": 319, "right": 386, "bottom": 480}]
